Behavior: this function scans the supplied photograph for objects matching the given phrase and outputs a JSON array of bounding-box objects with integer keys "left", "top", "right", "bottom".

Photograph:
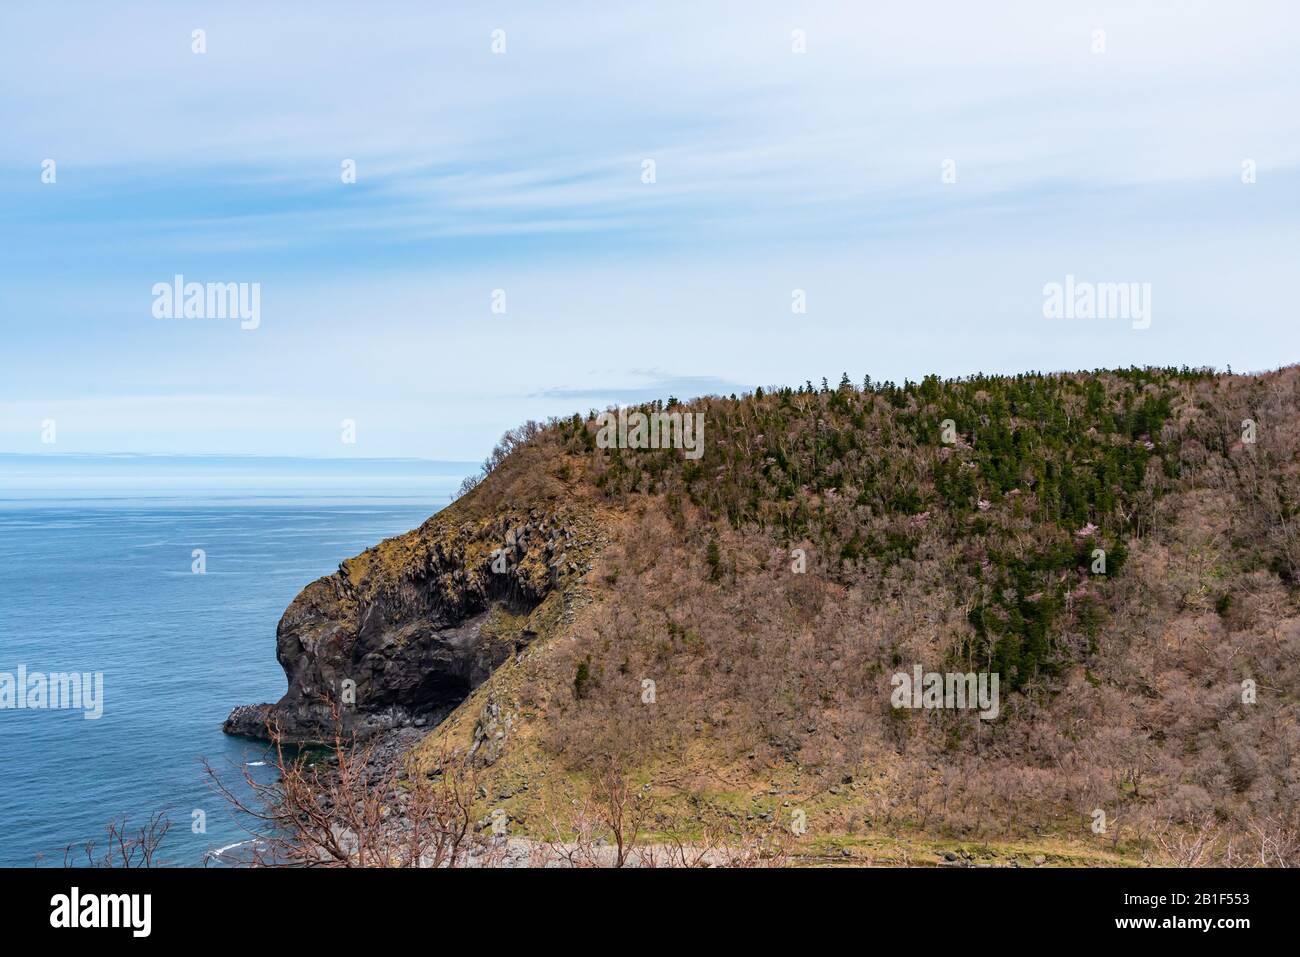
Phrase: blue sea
[{"left": 0, "top": 456, "right": 469, "bottom": 866}]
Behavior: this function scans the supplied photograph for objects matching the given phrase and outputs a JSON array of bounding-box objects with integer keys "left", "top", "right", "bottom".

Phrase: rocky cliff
[{"left": 224, "top": 497, "right": 607, "bottom": 744}]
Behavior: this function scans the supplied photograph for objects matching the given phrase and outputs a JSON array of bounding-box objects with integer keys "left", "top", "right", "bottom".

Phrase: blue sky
[{"left": 1, "top": 1, "right": 1298, "bottom": 458}]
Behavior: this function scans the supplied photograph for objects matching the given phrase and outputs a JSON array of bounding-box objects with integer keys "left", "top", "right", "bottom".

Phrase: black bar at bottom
[{"left": 0, "top": 865, "right": 1286, "bottom": 943}]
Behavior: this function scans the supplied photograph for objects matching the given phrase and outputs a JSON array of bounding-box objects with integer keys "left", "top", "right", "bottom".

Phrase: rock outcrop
[{"left": 224, "top": 503, "right": 601, "bottom": 743}]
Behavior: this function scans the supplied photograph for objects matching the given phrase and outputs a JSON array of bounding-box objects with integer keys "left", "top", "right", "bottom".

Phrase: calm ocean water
[{"left": 0, "top": 483, "right": 455, "bottom": 866}]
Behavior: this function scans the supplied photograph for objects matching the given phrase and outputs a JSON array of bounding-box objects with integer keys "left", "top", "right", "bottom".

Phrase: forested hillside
[
  {"left": 240, "top": 366, "right": 1300, "bottom": 866},
  {"left": 445, "top": 366, "right": 1300, "bottom": 864}
]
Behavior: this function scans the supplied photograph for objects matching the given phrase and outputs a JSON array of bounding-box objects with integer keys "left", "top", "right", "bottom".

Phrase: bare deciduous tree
[
  {"left": 51, "top": 812, "right": 172, "bottom": 868},
  {"left": 205, "top": 713, "right": 479, "bottom": 867}
]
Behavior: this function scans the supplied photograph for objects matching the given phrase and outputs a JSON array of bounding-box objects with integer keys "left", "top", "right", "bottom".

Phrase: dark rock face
[{"left": 224, "top": 507, "right": 591, "bottom": 744}]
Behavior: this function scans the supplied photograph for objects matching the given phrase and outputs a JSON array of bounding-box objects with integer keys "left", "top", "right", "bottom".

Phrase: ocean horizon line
[{"left": 0, "top": 452, "right": 479, "bottom": 466}]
